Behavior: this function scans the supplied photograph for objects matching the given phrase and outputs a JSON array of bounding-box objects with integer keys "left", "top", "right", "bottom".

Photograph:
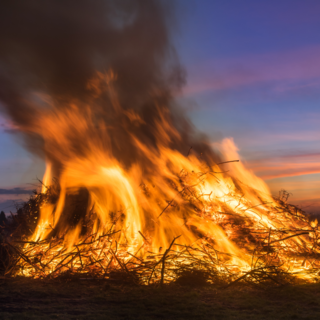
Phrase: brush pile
[{"left": 1, "top": 167, "right": 320, "bottom": 287}]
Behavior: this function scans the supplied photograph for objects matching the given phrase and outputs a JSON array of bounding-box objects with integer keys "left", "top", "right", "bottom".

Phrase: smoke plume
[{"left": 0, "top": 0, "right": 218, "bottom": 176}]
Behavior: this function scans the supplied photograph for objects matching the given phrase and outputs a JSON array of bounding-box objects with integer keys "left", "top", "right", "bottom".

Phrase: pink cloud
[
  {"left": 183, "top": 45, "right": 320, "bottom": 95},
  {"left": 244, "top": 153, "right": 320, "bottom": 212},
  {"left": 232, "top": 128, "right": 320, "bottom": 157},
  {"left": 245, "top": 152, "right": 320, "bottom": 180}
]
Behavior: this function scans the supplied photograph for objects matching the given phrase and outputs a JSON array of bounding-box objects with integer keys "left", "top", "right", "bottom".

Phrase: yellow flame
[{"left": 19, "top": 71, "right": 318, "bottom": 282}]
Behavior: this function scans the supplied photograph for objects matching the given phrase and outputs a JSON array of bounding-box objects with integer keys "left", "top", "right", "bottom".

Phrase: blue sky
[
  {"left": 0, "top": 116, "right": 44, "bottom": 212},
  {"left": 0, "top": 0, "right": 320, "bottom": 214},
  {"left": 176, "top": 0, "right": 320, "bottom": 213}
]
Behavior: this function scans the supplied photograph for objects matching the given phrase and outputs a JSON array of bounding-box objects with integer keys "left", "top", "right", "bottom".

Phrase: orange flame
[{"left": 17, "top": 72, "right": 319, "bottom": 283}]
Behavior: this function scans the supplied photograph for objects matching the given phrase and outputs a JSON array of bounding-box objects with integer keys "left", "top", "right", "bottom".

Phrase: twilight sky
[{"left": 0, "top": 0, "right": 319, "bottom": 214}]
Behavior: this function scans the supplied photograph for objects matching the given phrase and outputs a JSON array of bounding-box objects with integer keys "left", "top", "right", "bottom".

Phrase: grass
[{"left": 1, "top": 278, "right": 320, "bottom": 319}]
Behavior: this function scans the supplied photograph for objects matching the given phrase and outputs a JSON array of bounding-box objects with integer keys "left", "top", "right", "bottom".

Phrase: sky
[
  {"left": 0, "top": 0, "right": 319, "bottom": 214},
  {"left": 177, "top": 0, "right": 320, "bottom": 214}
]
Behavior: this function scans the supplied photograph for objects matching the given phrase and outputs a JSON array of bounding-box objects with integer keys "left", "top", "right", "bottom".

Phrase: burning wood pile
[
  {"left": 2, "top": 155, "right": 320, "bottom": 286},
  {"left": 0, "top": 0, "right": 319, "bottom": 286}
]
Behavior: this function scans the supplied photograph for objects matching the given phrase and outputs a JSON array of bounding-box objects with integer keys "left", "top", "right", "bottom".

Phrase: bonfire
[
  {"left": 0, "top": 0, "right": 319, "bottom": 287},
  {"left": 1, "top": 71, "right": 319, "bottom": 286}
]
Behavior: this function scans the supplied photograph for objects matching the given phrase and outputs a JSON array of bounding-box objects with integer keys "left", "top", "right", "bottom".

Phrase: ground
[{"left": 1, "top": 278, "right": 320, "bottom": 319}]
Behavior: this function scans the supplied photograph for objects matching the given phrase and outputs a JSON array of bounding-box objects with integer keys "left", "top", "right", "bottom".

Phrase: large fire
[
  {"left": 1, "top": 0, "right": 320, "bottom": 285},
  {"left": 10, "top": 72, "right": 320, "bottom": 284}
]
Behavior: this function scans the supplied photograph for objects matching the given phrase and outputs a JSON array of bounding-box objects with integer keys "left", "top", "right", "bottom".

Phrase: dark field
[{"left": 1, "top": 278, "right": 320, "bottom": 319}]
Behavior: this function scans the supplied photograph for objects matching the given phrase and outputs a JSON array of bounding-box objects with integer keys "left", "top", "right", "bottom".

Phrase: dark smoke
[{"left": 0, "top": 0, "right": 218, "bottom": 174}]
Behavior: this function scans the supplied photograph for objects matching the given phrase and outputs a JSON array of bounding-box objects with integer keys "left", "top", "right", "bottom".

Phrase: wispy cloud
[
  {"left": 244, "top": 152, "right": 320, "bottom": 180},
  {"left": 0, "top": 185, "right": 37, "bottom": 213},
  {"left": 0, "top": 187, "right": 34, "bottom": 195},
  {"left": 184, "top": 45, "right": 320, "bottom": 96},
  {"left": 243, "top": 152, "right": 320, "bottom": 214}
]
